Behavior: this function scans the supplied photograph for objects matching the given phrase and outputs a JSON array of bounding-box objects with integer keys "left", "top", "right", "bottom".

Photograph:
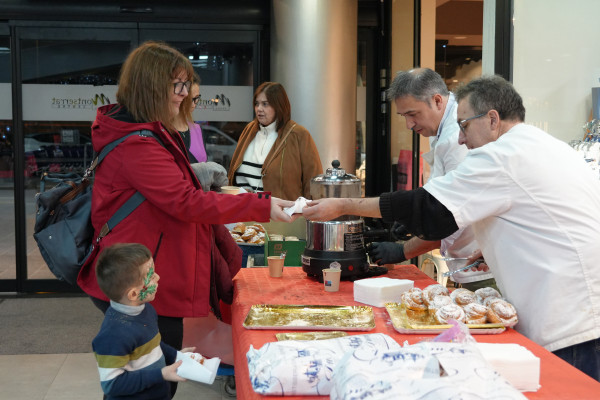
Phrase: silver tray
[
  {"left": 243, "top": 304, "right": 375, "bottom": 331},
  {"left": 385, "top": 303, "right": 506, "bottom": 335}
]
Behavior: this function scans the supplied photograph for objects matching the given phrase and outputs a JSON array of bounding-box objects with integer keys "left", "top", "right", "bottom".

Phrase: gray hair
[
  {"left": 454, "top": 75, "right": 525, "bottom": 122},
  {"left": 386, "top": 68, "right": 449, "bottom": 104}
]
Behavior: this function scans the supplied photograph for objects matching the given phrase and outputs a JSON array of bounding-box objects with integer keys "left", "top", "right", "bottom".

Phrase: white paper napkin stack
[
  {"left": 353, "top": 277, "right": 414, "bottom": 307},
  {"left": 476, "top": 343, "right": 541, "bottom": 392}
]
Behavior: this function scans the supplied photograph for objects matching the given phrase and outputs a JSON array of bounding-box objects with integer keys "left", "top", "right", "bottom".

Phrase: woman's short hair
[
  {"left": 116, "top": 41, "right": 194, "bottom": 132},
  {"left": 96, "top": 243, "right": 152, "bottom": 302},
  {"left": 254, "top": 82, "right": 291, "bottom": 131}
]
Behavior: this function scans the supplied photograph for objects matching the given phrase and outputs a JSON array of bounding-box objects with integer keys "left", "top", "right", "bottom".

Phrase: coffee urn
[{"left": 302, "top": 160, "right": 386, "bottom": 281}]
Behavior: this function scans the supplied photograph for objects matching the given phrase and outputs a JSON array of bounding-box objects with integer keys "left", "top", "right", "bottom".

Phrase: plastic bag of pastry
[
  {"left": 330, "top": 339, "right": 527, "bottom": 400},
  {"left": 432, "top": 319, "right": 476, "bottom": 344},
  {"left": 246, "top": 333, "right": 400, "bottom": 396}
]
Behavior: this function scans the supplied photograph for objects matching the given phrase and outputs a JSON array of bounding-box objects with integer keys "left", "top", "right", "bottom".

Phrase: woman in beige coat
[{"left": 228, "top": 82, "right": 322, "bottom": 201}]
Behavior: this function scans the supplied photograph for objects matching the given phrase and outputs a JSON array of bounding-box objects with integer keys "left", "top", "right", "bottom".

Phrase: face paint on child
[{"left": 139, "top": 266, "right": 158, "bottom": 301}]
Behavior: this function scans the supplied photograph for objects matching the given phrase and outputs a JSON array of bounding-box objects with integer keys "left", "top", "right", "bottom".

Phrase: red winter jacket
[{"left": 78, "top": 104, "right": 271, "bottom": 317}]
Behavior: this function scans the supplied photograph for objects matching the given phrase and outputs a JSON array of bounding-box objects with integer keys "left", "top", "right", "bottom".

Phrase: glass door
[
  {"left": 14, "top": 23, "right": 137, "bottom": 292},
  {"left": 0, "top": 23, "right": 14, "bottom": 291}
]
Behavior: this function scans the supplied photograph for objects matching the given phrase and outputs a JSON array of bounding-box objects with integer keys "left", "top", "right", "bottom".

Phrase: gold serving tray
[
  {"left": 275, "top": 331, "right": 348, "bottom": 341},
  {"left": 385, "top": 302, "right": 506, "bottom": 334},
  {"left": 243, "top": 304, "right": 375, "bottom": 331}
]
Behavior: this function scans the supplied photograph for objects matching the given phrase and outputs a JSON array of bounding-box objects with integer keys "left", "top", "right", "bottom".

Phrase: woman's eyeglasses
[
  {"left": 173, "top": 81, "right": 192, "bottom": 95},
  {"left": 192, "top": 95, "right": 201, "bottom": 105}
]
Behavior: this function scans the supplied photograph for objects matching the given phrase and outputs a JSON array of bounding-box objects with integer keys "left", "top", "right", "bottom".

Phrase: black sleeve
[{"left": 379, "top": 188, "right": 459, "bottom": 241}]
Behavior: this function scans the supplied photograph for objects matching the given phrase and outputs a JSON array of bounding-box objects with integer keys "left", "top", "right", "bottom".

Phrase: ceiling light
[{"left": 454, "top": 36, "right": 467, "bottom": 40}]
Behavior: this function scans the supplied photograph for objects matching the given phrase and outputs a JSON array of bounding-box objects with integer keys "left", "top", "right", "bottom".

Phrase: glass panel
[
  {"left": 22, "top": 38, "right": 130, "bottom": 280},
  {"left": 356, "top": 38, "right": 367, "bottom": 197},
  {"left": 435, "top": 0, "right": 483, "bottom": 90},
  {"left": 168, "top": 40, "right": 255, "bottom": 170},
  {"left": 0, "top": 36, "right": 13, "bottom": 279}
]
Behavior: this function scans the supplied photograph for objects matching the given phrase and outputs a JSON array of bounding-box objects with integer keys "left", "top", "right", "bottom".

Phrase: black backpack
[{"left": 33, "top": 130, "right": 161, "bottom": 285}]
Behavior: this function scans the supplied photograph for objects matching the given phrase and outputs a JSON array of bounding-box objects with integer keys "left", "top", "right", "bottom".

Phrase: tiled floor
[{"left": 0, "top": 353, "right": 236, "bottom": 400}]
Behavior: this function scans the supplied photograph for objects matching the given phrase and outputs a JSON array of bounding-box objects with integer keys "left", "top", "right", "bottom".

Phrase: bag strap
[
  {"left": 96, "top": 129, "right": 165, "bottom": 240},
  {"left": 85, "top": 129, "right": 161, "bottom": 178}
]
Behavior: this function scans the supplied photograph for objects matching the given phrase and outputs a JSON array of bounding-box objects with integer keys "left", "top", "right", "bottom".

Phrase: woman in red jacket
[{"left": 78, "top": 41, "right": 293, "bottom": 391}]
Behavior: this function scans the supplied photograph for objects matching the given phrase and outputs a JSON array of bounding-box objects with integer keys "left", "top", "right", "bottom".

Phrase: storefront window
[
  {"left": 21, "top": 37, "right": 131, "bottom": 280},
  {"left": 0, "top": 36, "right": 13, "bottom": 279}
]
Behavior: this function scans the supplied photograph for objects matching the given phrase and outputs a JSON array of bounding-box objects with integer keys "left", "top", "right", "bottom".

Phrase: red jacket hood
[{"left": 92, "top": 104, "right": 168, "bottom": 153}]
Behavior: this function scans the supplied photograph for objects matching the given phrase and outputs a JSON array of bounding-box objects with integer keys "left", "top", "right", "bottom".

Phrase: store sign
[
  {"left": 22, "top": 84, "right": 117, "bottom": 121},
  {"left": 20, "top": 84, "right": 253, "bottom": 122},
  {"left": 0, "top": 83, "right": 11, "bottom": 120},
  {"left": 193, "top": 85, "right": 253, "bottom": 122}
]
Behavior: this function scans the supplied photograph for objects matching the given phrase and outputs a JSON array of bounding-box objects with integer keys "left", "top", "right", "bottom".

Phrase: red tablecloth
[{"left": 231, "top": 265, "right": 600, "bottom": 399}]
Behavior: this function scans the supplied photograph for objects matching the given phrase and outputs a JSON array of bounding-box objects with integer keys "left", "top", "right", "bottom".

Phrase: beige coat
[{"left": 228, "top": 119, "right": 322, "bottom": 200}]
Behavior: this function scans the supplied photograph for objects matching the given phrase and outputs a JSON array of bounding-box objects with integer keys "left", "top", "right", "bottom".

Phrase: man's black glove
[
  {"left": 366, "top": 242, "right": 406, "bottom": 265},
  {"left": 391, "top": 222, "right": 412, "bottom": 241}
]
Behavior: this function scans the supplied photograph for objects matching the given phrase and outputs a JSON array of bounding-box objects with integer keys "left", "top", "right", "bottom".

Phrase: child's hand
[
  {"left": 180, "top": 346, "right": 196, "bottom": 353},
  {"left": 162, "top": 360, "right": 186, "bottom": 382}
]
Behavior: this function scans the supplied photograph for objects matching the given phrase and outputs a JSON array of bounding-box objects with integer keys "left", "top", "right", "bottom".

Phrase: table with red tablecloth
[{"left": 231, "top": 265, "right": 600, "bottom": 399}]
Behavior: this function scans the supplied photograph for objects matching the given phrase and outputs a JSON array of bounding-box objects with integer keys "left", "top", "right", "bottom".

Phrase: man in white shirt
[
  {"left": 367, "top": 68, "right": 494, "bottom": 290},
  {"left": 303, "top": 75, "right": 600, "bottom": 381}
]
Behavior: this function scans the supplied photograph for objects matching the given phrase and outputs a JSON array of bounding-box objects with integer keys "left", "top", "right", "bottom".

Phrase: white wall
[{"left": 512, "top": 0, "right": 600, "bottom": 142}]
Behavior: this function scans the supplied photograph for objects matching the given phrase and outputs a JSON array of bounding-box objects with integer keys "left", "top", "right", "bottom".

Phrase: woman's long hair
[
  {"left": 253, "top": 82, "right": 291, "bottom": 131},
  {"left": 116, "top": 41, "right": 194, "bottom": 132}
]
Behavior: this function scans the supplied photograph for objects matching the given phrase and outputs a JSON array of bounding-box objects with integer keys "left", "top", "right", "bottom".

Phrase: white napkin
[
  {"left": 283, "top": 197, "right": 309, "bottom": 216},
  {"left": 354, "top": 277, "right": 414, "bottom": 307},
  {"left": 476, "top": 343, "right": 541, "bottom": 392},
  {"left": 176, "top": 352, "right": 221, "bottom": 385}
]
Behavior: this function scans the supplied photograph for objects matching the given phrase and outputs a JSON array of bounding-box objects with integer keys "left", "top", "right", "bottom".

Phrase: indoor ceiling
[{"left": 436, "top": 0, "right": 483, "bottom": 47}]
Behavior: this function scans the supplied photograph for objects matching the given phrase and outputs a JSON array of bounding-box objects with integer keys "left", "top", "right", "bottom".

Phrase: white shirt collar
[
  {"left": 437, "top": 92, "right": 456, "bottom": 139},
  {"left": 110, "top": 300, "right": 145, "bottom": 316},
  {"left": 258, "top": 120, "right": 277, "bottom": 135}
]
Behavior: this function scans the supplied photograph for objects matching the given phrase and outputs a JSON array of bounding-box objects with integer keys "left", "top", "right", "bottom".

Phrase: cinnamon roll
[
  {"left": 486, "top": 299, "right": 518, "bottom": 326},
  {"left": 450, "top": 288, "right": 476, "bottom": 306},
  {"left": 401, "top": 288, "right": 427, "bottom": 311},
  {"left": 428, "top": 295, "right": 453, "bottom": 311},
  {"left": 434, "top": 303, "right": 466, "bottom": 324},
  {"left": 463, "top": 302, "right": 488, "bottom": 324},
  {"left": 475, "top": 287, "right": 502, "bottom": 304},
  {"left": 422, "top": 284, "right": 450, "bottom": 306}
]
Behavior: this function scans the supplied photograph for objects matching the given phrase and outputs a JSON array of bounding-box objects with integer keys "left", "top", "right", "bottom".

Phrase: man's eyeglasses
[
  {"left": 192, "top": 95, "right": 201, "bottom": 105},
  {"left": 458, "top": 112, "right": 487, "bottom": 133},
  {"left": 173, "top": 81, "right": 192, "bottom": 95}
]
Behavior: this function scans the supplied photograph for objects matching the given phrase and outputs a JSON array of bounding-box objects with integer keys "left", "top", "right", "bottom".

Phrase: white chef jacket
[
  {"left": 423, "top": 93, "right": 492, "bottom": 283},
  {"left": 424, "top": 123, "right": 600, "bottom": 351}
]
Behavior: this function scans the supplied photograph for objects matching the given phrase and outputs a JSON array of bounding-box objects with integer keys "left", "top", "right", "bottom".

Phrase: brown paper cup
[
  {"left": 221, "top": 186, "right": 241, "bottom": 195},
  {"left": 267, "top": 256, "right": 284, "bottom": 278},
  {"left": 322, "top": 268, "right": 341, "bottom": 292}
]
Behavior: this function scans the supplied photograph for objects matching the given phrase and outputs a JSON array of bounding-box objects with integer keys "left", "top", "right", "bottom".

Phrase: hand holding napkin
[
  {"left": 176, "top": 351, "right": 221, "bottom": 385},
  {"left": 283, "top": 197, "right": 309, "bottom": 216}
]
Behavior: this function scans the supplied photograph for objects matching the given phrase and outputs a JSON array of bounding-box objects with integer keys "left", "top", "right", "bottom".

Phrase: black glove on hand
[
  {"left": 366, "top": 242, "right": 406, "bottom": 266},
  {"left": 391, "top": 222, "right": 412, "bottom": 241}
]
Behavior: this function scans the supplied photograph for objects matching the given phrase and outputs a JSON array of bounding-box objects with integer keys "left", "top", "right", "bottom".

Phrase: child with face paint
[{"left": 92, "top": 243, "right": 195, "bottom": 399}]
